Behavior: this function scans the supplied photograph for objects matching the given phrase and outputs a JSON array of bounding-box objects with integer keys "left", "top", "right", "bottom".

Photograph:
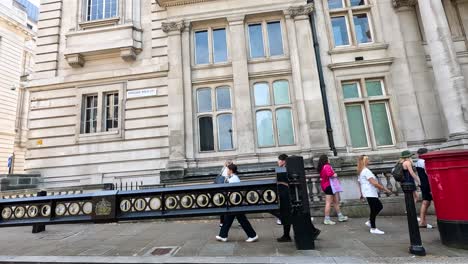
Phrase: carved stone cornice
[
  {"left": 156, "top": 0, "right": 215, "bottom": 7},
  {"left": 392, "top": 0, "right": 418, "bottom": 9},
  {"left": 162, "top": 21, "right": 185, "bottom": 33},
  {"left": 65, "top": 54, "right": 85, "bottom": 68},
  {"left": 286, "top": 4, "right": 314, "bottom": 19}
]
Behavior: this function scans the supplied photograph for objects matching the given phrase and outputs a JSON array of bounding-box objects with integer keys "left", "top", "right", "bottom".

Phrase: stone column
[
  {"left": 288, "top": 5, "right": 329, "bottom": 150},
  {"left": 182, "top": 21, "right": 195, "bottom": 162},
  {"left": 162, "top": 21, "right": 186, "bottom": 167},
  {"left": 227, "top": 15, "right": 256, "bottom": 159},
  {"left": 416, "top": 0, "right": 468, "bottom": 138},
  {"left": 283, "top": 8, "right": 312, "bottom": 153}
]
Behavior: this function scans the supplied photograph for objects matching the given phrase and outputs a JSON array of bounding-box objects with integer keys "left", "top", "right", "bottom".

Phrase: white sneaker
[
  {"left": 219, "top": 223, "right": 223, "bottom": 227},
  {"left": 246, "top": 235, "right": 258, "bottom": 243},
  {"left": 324, "top": 219, "right": 336, "bottom": 225},
  {"left": 276, "top": 219, "right": 282, "bottom": 225},
  {"left": 426, "top": 224, "right": 433, "bottom": 229},
  {"left": 216, "top": 235, "right": 227, "bottom": 242},
  {"left": 338, "top": 215, "right": 348, "bottom": 222},
  {"left": 365, "top": 220, "right": 371, "bottom": 228},
  {"left": 417, "top": 217, "right": 421, "bottom": 222},
  {"left": 370, "top": 228, "right": 385, "bottom": 235}
]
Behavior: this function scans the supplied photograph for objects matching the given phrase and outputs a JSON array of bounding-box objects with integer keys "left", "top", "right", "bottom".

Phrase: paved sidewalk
[{"left": 0, "top": 216, "right": 466, "bottom": 263}]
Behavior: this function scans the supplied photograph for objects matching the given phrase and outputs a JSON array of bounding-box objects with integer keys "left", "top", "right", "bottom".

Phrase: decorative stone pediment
[
  {"left": 156, "top": 0, "right": 216, "bottom": 7},
  {"left": 162, "top": 21, "right": 185, "bottom": 33},
  {"left": 285, "top": 4, "right": 314, "bottom": 19},
  {"left": 392, "top": 0, "right": 418, "bottom": 8}
]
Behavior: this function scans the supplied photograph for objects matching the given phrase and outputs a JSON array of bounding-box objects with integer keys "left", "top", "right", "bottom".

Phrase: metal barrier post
[{"left": 32, "top": 190, "right": 47, "bottom": 233}]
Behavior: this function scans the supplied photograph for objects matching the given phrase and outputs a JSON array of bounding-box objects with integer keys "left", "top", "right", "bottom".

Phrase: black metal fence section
[{"left": 0, "top": 179, "right": 279, "bottom": 227}]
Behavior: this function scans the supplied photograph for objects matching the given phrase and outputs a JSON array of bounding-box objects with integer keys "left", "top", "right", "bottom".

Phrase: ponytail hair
[{"left": 357, "top": 155, "right": 369, "bottom": 175}]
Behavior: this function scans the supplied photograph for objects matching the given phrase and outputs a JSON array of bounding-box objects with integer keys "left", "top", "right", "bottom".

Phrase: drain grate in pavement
[{"left": 144, "top": 246, "right": 179, "bottom": 256}]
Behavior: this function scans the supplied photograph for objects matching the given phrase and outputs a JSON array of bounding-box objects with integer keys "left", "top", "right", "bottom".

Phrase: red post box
[{"left": 422, "top": 150, "right": 468, "bottom": 250}]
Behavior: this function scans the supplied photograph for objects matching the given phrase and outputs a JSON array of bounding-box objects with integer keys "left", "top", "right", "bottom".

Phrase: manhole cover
[{"left": 144, "top": 246, "right": 179, "bottom": 256}]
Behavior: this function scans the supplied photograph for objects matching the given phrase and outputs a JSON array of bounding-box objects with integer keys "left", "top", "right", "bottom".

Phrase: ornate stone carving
[
  {"left": 287, "top": 4, "right": 314, "bottom": 19},
  {"left": 392, "top": 0, "right": 418, "bottom": 8},
  {"left": 120, "top": 47, "right": 137, "bottom": 62},
  {"left": 65, "top": 54, "right": 85, "bottom": 68},
  {"left": 162, "top": 21, "right": 185, "bottom": 33}
]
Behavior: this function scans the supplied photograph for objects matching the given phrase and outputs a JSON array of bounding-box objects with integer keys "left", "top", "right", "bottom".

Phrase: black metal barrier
[{"left": 0, "top": 156, "right": 316, "bottom": 250}]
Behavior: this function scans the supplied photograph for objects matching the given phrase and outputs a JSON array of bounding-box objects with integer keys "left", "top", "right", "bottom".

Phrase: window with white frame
[
  {"left": 247, "top": 20, "right": 284, "bottom": 59},
  {"left": 253, "top": 80, "right": 294, "bottom": 147},
  {"left": 342, "top": 79, "right": 394, "bottom": 149},
  {"left": 85, "top": 0, "right": 118, "bottom": 21},
  {"left": 194, "top": 27, "right": 228, "bottom": 65},
  {"left": 81, "top": 91, "right": 120, "bottom": 134},
  {"left": 327, "top": 0, "right": 374, "bottom": 47},
  {"left": 196, "top": 86, "right": 234, "bottom": 152}
]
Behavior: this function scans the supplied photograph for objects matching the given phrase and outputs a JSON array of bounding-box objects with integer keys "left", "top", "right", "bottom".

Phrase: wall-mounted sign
[{"left": 127, "top": 88, "right": 158, "bottom": 99}]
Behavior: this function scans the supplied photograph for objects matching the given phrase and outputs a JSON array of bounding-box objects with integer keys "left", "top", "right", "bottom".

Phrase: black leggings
[{"left": 366, "top": 197, "right": 383, "bottom": 229}]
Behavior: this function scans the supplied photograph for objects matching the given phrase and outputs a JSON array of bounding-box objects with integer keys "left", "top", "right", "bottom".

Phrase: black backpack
[{"left": 392, "top": 162, "right": 404, "bottom": 182}]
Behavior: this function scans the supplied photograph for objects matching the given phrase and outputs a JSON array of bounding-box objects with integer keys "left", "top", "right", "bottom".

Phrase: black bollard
[
  {"left": 32, "top": 191, "right": 47, "bottom": 233},
  {"left": 401, "top": 182, "right": 426, "bottom": 256}
]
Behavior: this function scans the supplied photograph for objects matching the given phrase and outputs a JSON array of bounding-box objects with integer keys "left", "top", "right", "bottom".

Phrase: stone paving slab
[{"left": 0, "top": 216, "right": 466, "bottom": 263}]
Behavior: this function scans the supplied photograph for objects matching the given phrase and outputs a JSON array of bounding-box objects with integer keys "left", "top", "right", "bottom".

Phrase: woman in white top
[{"left": 357, "top": 155, "right": 392, "bottom": 234}]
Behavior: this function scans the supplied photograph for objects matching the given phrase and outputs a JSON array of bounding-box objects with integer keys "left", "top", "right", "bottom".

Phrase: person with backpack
[
  {"left": 317, "top": 154, "right": 348, "bottom": 225},
  {"left": 416, "top": 148, "right": 433, "bottom": 229},
  {"left": 357, "top": 155, "right": 392, "bottom": 234}
]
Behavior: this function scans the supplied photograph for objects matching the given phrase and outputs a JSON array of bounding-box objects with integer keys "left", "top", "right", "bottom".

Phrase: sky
[{"left": 30, "top": 0, "right": 40, "bottom": 7}]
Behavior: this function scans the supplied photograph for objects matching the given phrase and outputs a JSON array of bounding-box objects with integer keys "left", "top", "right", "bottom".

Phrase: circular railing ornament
[
  {"left": 165, "top": 196, "right": 178, "bottom": 210},
  {"left": 68, "top": 203, "right": 80, "bottom": 215},
  {"left": 263, "top": 189, "right": 277, "bottom": 204},
  {"left": 134, "top": 198, "right": 147, "bottom": 211},
  {"left": 229, "top": 192, "right": 243, "bottom": 206},
  {"left": 55, "top": 204, "right": 66, "bottom": 216},
  {"left": 82, "top": 202, "right": 93, "bottom": 215},
  {"left": 120, "top": 199, "right": 132, "bottom": 212},
  {"left": 149, "top": 197, "right": 161, "bottom": 210},
  {"left": 180, "top": 195, "right": 194, "bottom": 209},
  {"left": 41, "top": 205, "right": 51, "bottom": 217},
  {"left": 212, "top": 193, "right": 226, "bottom": 207},
  {"left": 246, "top": 191, "right": 260, "bottom": 205},
  {"left": 1, "top": 207, "right": 12, "bottom": 220},
  {"left": 14, "top": 206, "right": 26, "bottom": 219},
  {"left": 27, "top": 205, "right": 39, "bottom": 218},
  {"left": 196, "top": 194, "right": 210, "bottom": 208}
]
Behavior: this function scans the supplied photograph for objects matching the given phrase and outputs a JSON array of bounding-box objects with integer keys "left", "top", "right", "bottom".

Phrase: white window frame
[
  {"left": 252, "top": 79, "right": 296, "bottom": 148},
  {"left": 341, "top": 78, "right": 396, "bottom": 150},
  {"left": 246, "top": 18, "right": 287, "bottom": 60},
  {"left": 85, "top": 0, "right": 119, "bottom": 22},
  {"left": 326, "top": 0, "right": 375, "bottom": 48},
  {"left": 195, "top": 85, "right": 235, "bottom": 152},
  {"left": 76, "top": 83, "right": 124, "bottom": 143}
]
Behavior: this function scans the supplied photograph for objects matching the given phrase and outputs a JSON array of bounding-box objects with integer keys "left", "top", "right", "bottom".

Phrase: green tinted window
[
  {"left": 345, "top": 105, "right": 368, "bottom": 148},
  {"left": 366, "top": 80, "right": 383, "bottom": 97},
  {"left": 276, "top": 108, "right": 294, "bottom": 145},
  {"left": 273, "top": 80, "right": 290, "bottom": 105},
  {"left": 343, "top": 83, "right": 360, "bottom": 99},
  {"left": 370, "top": 103, "right": 393, "bottom": 146}
]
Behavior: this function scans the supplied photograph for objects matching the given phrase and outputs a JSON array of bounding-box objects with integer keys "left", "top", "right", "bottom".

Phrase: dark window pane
[
  {"left": 276, "top": 108, "right": 294, "bottom": 145},
  {"left": 213, "top": 28, "right": 228, "bottom": 63},
  {"left": 345, "top": 105, "right": 368, "bottom": 148},
  {"left": 216, "top": 87, "right": 231, "bottom": 110},
  {"left": 267, "top": 22, "right": 283, "bottom": 56},
  {"left": 370, "top": 103, "right": 393, "bottom": 146},
  {"left": 195, "top": 31, "right": 209, "bottom": 64},
  {"left": 350, "top": 0, "right": 365, "bottom": 6},
  {"left": 218, "top": 114, "right": 233, "bottom": 150},
  {"left": 354, "top": 14, "right": 372, "bottom": 44},
  {"left": 256, "top": 110, "right": 274, "bottom": 147},
  {"left": 273, "top": 80, "right": 290, "bottom": 105},
  {"left": 248, "top": 24, "right": 265, "bottom": 58},
  {"left": 328, "top": 0, "right": 344, "bottom": 9},
  {"left": 197, "top": 88, "right": 212, "bottom": 113},
  {"left": 199, "top": 116, "right": 214, "bottom": 151},
  {"left": 331, "top": 16, "right": 350, "bottom": 46},
  {"left": 342, "top": 83, "right": 360, "bottom": 99},
  {"left": 254, "top": 83, "right": 270, "bottom": 106}
]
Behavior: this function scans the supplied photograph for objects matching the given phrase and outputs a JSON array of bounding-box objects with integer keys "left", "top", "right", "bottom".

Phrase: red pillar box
[{"left": 422, "top": 150, "right": 468, "bottom": 250}]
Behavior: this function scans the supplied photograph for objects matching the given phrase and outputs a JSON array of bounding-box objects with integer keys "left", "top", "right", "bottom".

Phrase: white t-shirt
[
  {"left": 359, "top": 168, "right": 379, "bottom": 198},
  {"left": 227, "top": 174, "right": 240, "bottom": 183},
  {"left": 416, "top": 159, "right": 425, "bottom": 169}
]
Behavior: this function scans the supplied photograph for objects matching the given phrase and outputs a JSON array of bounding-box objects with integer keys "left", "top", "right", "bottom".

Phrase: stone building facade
[
  {"left": 25, "top": 0, "right": 468, "bottom": 189},
  {"left": 0, "top": 0, "right": 36, "bottom": 174}
]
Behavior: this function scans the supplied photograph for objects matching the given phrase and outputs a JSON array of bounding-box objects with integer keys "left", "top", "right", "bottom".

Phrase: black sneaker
[
  {"left": 277, "top": 236, "right": 292, "bottom": 242},
  {"left": 312, "top": 229, "right": 321, "bottom": 240}
]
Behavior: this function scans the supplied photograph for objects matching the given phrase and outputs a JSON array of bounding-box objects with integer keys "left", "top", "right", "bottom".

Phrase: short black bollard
[
  {"left": 401, "top": 182, "right": 426, "bottom": 256},
  {"left": 32, "top": 191, "right": 47, "bottom": 233}
]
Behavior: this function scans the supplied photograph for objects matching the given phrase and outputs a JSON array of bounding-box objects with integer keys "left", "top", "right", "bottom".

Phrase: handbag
[
  {"left": 330, "top": 176, "right": 343, "bottom": 194},
  {"left": 214, "top": 174, "right": 226, "bottom": 184}
]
